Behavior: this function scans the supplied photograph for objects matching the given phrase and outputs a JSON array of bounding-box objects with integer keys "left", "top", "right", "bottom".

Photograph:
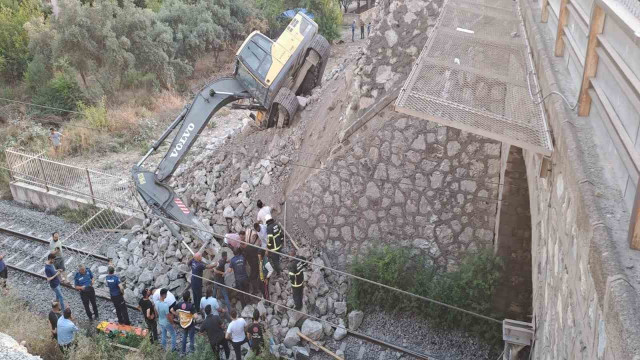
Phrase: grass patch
[
  {"left": 0, "top": 289, "right": 274, "bottom": 360},
  {"left": 348, "top": 247, "right": 505, "bottom": 345},
  {"left": 50, "top": 205, "right": 100, "bottom": 224}
]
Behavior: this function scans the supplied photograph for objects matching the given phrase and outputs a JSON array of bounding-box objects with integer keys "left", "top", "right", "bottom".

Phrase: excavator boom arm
[{"left": 132, "top": 77, "right": 249, "bottom": 244}]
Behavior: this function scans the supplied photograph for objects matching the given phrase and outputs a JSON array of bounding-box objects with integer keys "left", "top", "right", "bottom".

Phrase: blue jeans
[
  {"left": 160, "top": 323, "right": 177, "bottom": 351},
  {"left": 181, "top": 326, "right": 195, "bottom": 354},
  {"left": 214, "top": 282, "right": 232, "bottom": 321},
  {"left": 52, "top": 285, "right": 65, "bottom": 311}
]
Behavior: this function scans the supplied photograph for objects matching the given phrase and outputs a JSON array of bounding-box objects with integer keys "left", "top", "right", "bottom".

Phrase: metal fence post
[
  {"left": 86, "top": 169, "right": 96, "bottom": 204},
  {"left": 36, "top": 155, "right": 49, "bottom": 192},
  {"left": 4, "top": 150, "right": 14, "bottom": 181}
]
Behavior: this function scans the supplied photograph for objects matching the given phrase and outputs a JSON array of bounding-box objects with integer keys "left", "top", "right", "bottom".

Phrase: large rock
[
  {"left": 288, "top": 309, "right": 306, "bottom": 328},
  {"left": 334, "top": 301, "right": 347, "bottom": 315},
  {"left": 241, "top": 305, "right": 255, "bottom": 319},
  {"left": 284, "top": 327, "right": 301, "bottom": 348},
  {"left": 293, "top": 346, "right": 310, "bottom": 360},
  {"left": 315, "top": 298, "right": 327, "bottom": 316},
  {"left": 154, "top": 274, "right": 170, "bottom": 288},
  {"left": 301, "top": 320, "right": 324, "bottom": 341},
  {"left": 333, "top": 319, "right": 347, "bottom": 341},
  {"left": 348, "top": 310, "right": 364, "bottom": 331},
  {"left": 307, "top": 270, "right": 325, "bottom": 289}
]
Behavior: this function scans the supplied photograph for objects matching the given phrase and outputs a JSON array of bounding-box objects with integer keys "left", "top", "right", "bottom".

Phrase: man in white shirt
[
  {"left": 151, "top": 287, "right": 177, "bottom": 309},
  {"left": 199, "top": 287, "right": 221, "bottom": 317},
  {"left": 253, "top": 223, "right": 268, "bottom": 249},
  {"left": 225, "top": 309, "right": 247, "bottom": 360},
  {"left": 256, "top": 200, "right": 272, "bottom": 224}
]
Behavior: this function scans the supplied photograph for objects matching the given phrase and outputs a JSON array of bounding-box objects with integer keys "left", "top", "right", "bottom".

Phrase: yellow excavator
[{"left": 132, "top": 13, "right": 330, "bottom": 242}]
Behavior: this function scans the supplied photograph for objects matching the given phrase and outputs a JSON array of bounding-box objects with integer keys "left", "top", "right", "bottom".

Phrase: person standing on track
[
  {"left": 243, "top": 227, "right": 261, "bottom": 295},
  {"left": 56, "top": 308, "right": 78, "bottom": 353},
  {"left": 138, "top": 289, "right": 158, "bottom": 344},
  {"left": 265, "top": 215, "right": 283, "bottom": 273},
  {"left": 45, "top": 253, "right": 65, "bottom": 311},
  {"left": 105, "top": 266, "right": 130, "bottom": 325},
  {"left": 74, "top": 264, "right": 98, "bottom": 320},
  {"left": 155, "top": 288, "right": 177, "bottom": 352},
  {"left": 288, "top": 249, "right": 307, "bottom": 311},
  {"left": 228, "top": 248, "right": 250, "bottom": 308},
  {"left": 213, "top": 251, "right": 232, "bottom": 321},
  {"left": 258, "top": 250, "right": 274, "bottom": 300},
  {"left": 0, "top": 253, "right": 7, "bottom": 292},
  {"left": 200, "top": 304, "right": 230, "bottom": 360},
  {"left": 151, "top": 287, "right": 177, "bottom": 310},
  {"left": 247, "top": 309, "right": 265, "bottom": 356},
  {"left": 49, "top": 232, "right": 68, "bottom": 285},
  {"left": 176, "top": 290, "right": 198, "bottom": 356},
  {"left": 225, "top": 309, "right": 247, "bottom": 360},
  {"left": 187, "top": 252, "right": 216, "bottom": 312},
  {"left": 359, "top": 17, "right": 365, "bottom": 39},
  {"left": 48, "top": 301, "right": 62, "bottom": 341}
]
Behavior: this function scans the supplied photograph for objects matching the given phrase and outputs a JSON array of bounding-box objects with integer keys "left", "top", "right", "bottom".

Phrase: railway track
[{"left": 0, "top": 223, "right": 137, "bottom": 309}]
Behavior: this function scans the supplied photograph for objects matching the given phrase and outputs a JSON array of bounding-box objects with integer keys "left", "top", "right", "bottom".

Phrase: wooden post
[
  {"left": 541, "top": 0, "right": 549, "bottom": 22},
  {"left": 554, "top": 0, "right": 570, "bottom": 56},
  {"left": 86, "top": 169, "right": 96, "bottom": 204},
  {"left": 577, "top": 6, "right": 606, "bottom": 116},
  {"left": 629, "top": 182, "right": 640, "bottom": 250},
  {"left": 297, "top": 332, "right": 344, "bottom": 360}
]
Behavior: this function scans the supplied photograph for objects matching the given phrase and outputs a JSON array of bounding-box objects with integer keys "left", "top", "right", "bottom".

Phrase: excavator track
[
  {"left": 268, "top": 87, "right": 299, "bottom": 128},
  {"left": 303, "top": 34, "right": 331, "bottom": 92}
]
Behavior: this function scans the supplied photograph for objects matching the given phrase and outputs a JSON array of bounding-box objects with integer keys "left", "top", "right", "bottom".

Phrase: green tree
[
  {"left": 255, "top": 0, "right": 285, "bottom": 38},
  {"left": 0, "top": 0, "right": 41, "bottom": 82},
  {"left": 304, "top": 0, "right": 342, "bottom": 42}
]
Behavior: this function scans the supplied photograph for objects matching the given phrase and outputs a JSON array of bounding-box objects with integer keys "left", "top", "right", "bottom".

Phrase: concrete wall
[{"left": 520, "top": 0, "right": 640, "bottom": 357}]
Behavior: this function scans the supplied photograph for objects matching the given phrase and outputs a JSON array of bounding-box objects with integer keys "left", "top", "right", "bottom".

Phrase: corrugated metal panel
[{"left": 395, "top": 0, "right": 553, "bottom": 155}]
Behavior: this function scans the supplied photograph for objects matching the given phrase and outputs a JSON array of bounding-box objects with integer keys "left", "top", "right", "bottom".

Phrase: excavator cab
[
  {"left": 132, "top": 12, "right": 330, "bottom": 246},
  {"left": 235, "top": 13, "right": 329, "bottom": 127}
]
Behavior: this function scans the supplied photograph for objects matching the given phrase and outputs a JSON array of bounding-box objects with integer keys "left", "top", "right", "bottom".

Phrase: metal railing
[{"left": 4, "top": 148, "right": 135, "bottom": 207}]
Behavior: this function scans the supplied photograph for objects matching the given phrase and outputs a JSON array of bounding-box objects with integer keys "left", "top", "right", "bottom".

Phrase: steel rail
[{"left": 0, "top": 226, "right": 109, "bottom": 261}]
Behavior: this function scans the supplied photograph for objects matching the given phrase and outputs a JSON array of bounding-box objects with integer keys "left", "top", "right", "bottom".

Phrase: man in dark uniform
[
  {"left": 105, "top": 266, "right": 130, "bottom": 325},
  {"left": 265, "top": 215, "right": 283, "bottom": 273},
  {"left": 288, "top": 249, "right": 307, "bottom": 310},
  {"left": 187, "top": 252, "right": 216, "bottom": 312},
  {"left": 73, "top": 264, "right": 98, "bottom": 320},
  {"left": 199, "top": 304, "right": 230, "bottom": 359}
]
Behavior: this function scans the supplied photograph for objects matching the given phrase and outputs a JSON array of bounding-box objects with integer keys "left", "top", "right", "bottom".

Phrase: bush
[
  {"left": 24, "top": 55, "right": 52, "bottom": 92},
  {"left": 31, "top": 72, "right": 85, "bottom": 116},
  {"left": 349, "top": 247, "right": 505, "bottom": 344},
  {"left": 78, "top": 97, "right": 108, "bottom": 129}
]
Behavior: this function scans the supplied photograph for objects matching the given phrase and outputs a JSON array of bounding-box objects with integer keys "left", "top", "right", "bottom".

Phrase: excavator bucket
[{"left": 132, "top": 77, "right": 250, "bottom": 244}]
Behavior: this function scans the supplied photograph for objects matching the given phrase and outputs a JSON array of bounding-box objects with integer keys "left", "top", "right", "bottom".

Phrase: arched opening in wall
[{"left": 493, "top": 145, "right": 532, "bottom": 321}]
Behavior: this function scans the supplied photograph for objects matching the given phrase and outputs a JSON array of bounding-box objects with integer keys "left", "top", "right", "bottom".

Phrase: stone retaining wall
[{"left": 520, "top": 0, "right": 640, "bottom": 357}]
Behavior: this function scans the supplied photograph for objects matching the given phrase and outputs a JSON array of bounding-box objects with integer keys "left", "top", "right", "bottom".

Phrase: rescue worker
[
  {"left": 187, "top": 252, "right": 216, "bottom": 312},
  {"left": 228, "top": 247, "right": 250, "bottom": 307},
  {"left": 258, "top": 249, "right": 274, "bottom": 300},
  {"left": 288, "top": 249, "right": 307, "bottom": 310},
  {"left": 256, "top": 200, "right": 272, "bottom": 224},
  {"left": 105, "top": 266, "right": 130, "bottom": 325},
  {"left": 243, "top": 226, "right": 261, "bottom": 294},
  {"left": 176, "top": 291, "right": 198, "bottom": 355},
  {"left": 265, "top": 214, "right": 283, "bottom": 273},
  {"left": 247, "top": 309, "right": 264, "bottom": 355},
  {"left": 73, "top": 264, "right": 98, "bottom": 320}
]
